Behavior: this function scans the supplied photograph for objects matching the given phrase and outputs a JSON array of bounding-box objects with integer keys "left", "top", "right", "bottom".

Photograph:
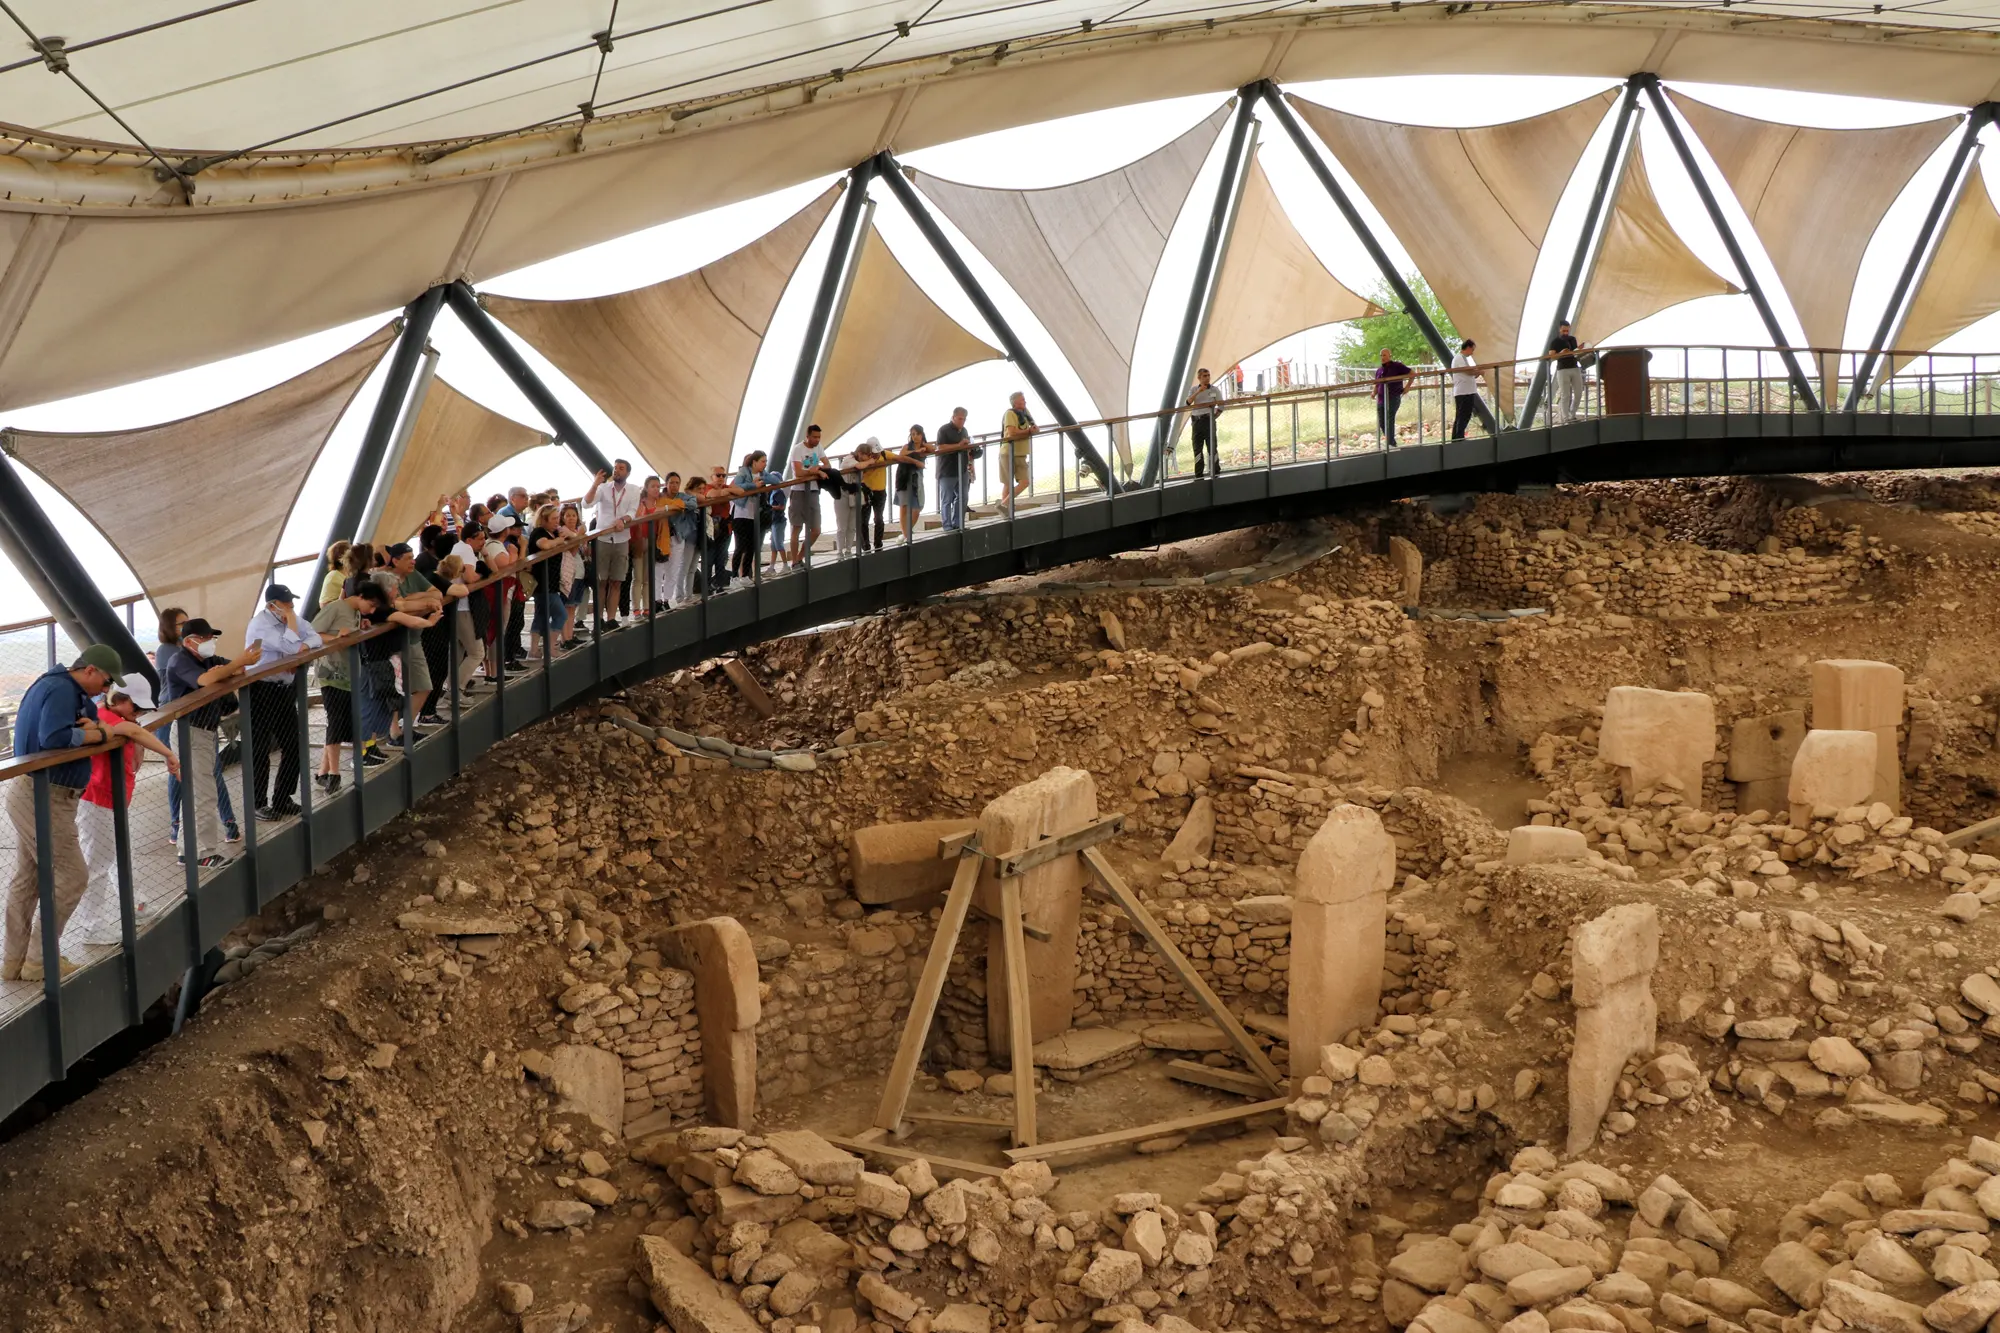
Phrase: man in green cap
[{"left": 4, "top": 644, "right": 151, "bottom": 981}]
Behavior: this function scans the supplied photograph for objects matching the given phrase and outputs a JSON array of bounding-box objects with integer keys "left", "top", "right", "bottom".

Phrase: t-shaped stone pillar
[
  {"left": 1811, "top": 660, "right": 1904, "bottom": 812},
  {"left": 1388, "top": 536, "right": 1423, "bottom": 605},
  {"left": 1567, "top": 902, "right": 1660, "bottom": 1154},
  {"left": 1288, "top": 803, "right": 1397, "bottom": 1078},
  {"left": 1598, "top": 686, "right": 1716, "bottom": 806},
  {"left": 657, "top": 916, "right": 762, "bottom": 1130},
  {"left": 1787, "top": 729, "right": 1879, "bottom": 827},
  {"left": 978, "top": 767, "right": 1093, "bottom": 1064}
]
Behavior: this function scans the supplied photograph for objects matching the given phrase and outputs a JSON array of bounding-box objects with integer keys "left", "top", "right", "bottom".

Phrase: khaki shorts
[
  {"left": 1008, "top": 443, "right": 1033, "bottom": 486},
  {"left": 403, "top": 639, "right": 432, "bottom": 693},
  {"left": 596, "top": 538, "right": 631, "bottom": 582}
]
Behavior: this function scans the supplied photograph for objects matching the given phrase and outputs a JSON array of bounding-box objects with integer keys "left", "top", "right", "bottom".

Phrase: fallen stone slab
[
  {"left": 1031, "top": 1027, "right": 1143, "bottom": 1071},
  {"left": 638, "top": 1235, "right": 762, "bottom": 1333},
  {"left": 763, "top": 1129, "right": 862, "bottom": 1186},
  {"left": 396, "top": 905, "right": 521, "bottom": 936},
  {"left": 1141, "top": 1020, "right": 1230, "bottom": 1052},
  {"left": 1823, "top": 1280, "right": 1929, "bottom": 1333}
]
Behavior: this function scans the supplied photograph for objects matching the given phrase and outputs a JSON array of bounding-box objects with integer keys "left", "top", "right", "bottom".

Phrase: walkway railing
[{"left": 1, "top": 340, "right": 1995, "bottom": 1123}]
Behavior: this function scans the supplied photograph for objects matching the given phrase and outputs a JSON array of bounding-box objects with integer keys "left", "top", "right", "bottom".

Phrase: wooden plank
[
  {"left": 968, "top": 902, "right": 1051, "bottom": 944},
  {"left": 1166, "top": 1058, "right": 1280, "bottom": 1099},
  {"left": 1082, "top": 847, "right": 1286, "bottom": 1094},
  {"left": 721, "top": 658, "right": 776, "bottom": 718},
  {"left": 1003, "top": 1098, "right": 1292, "bottom": 1163},
  {"left": 900, "top": 1111, "right": 1012, "bottom": 1129},
  {"left": 1946, "top": 814, "right": 2000, "bottom": 848},
  {"left": 993, "top": 813, "right": 1127, "bottom": 878},
  {"left": 937, "top": 830, "right": 977, "bottom": 859},
  {"left": 824, "top": 1134, "right": 1004, "bottom": 1180},
  {"left": 872, "top": 853, "right": 981, "bottom": 1133},
  {"left": 999, "top": 875, "right": 1038, "bottom": 1148}
]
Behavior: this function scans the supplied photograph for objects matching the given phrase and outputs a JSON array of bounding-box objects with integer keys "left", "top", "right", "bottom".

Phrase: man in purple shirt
[{"left": 1374, "top": 347, "right": 1413, "bottom": 448}]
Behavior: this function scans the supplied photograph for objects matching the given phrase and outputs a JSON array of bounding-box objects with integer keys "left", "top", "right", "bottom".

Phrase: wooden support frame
[
  {"left": 999, "top": 874, "right": 1039, "bottom": 1147},
  {"left": 968, "top": 902, "right": 1051, "bottom": 944},
  {"left": 825, "top": 1134, "right": 1004, "bottom": 1180},
  {"left": 1166, "top": 1058, "right": 1274, "bottom": 1098},
  {"left": 1003, "top": 1097, "right": 1291, "bottom": 1164},
  {"left": 1945, "top": 814, "right": 2000, "bottom": 848},
  {"left": 872, "top": 849, "right": 981, "bottom": 1134},
  {"left": 993, "top": 813, "right": 1126, "bottom": 878},
  {"left": 1081, "top": 846, "right": 1286, "bottom": 1093}
]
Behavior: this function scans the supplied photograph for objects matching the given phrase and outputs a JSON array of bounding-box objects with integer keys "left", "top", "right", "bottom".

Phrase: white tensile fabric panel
[
  {"left": 484, "top": 184, "right": 841, "bottom": 480},
  {"left": 1670, "top": 92, "right": 1957, "bottom": 350},
  {"left": 7, "top": 323, "right": 397, "bottom": 631},
  {"left": 370, "top": 379, "right": 551, "bottom": 546},
  {"left": 1288, "top": 91, "right": 1613, "bottom": 403},
  {"left": 1893, "top": 167, "right": 2000, "bottom": 368},
  {"left": 914, "top": 103, "right": 1230, "bottom": 431},
  {"left": 0, "top": 184, "right": 483, "bottom": 414},
  {"left": 1577, "top": 141, "right": 1739, "bottom": 341},
  {"left": 812, "top": 228, "right": 1000, "bottom": 444},
  {"left": 1196, "top": 158, "right": 1381, "bottom": 378}
]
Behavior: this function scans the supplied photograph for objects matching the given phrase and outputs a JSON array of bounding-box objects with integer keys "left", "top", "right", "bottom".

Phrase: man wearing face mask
[
  {"left": 160, "top": 619, "right": 261, "bottom": 869},
  {"left": 243, "top": 584, "right": 321, "bottom": 822}
]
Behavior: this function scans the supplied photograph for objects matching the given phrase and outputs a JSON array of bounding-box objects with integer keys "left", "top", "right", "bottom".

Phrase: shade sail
[
  {"left": 812, "top": 228, "right": 1001, "bottom": 444},
  {"left": 1289, "top": 90, "right": 1613, "bottom": 397},
  {"left": 1197, "top": 157, "right": 1381, "bottom": 377},
  {"left": 369, "top": 379, "right": 551, "bottom": 545},
  {"left": 485, "top": 183, "right": 841, "bottom": 480},
  {"left": 1670, "top": 92, "right": 1957, "bottom": 350},
  {"left": 914, "top": 103, "right": 1230, "bottom": 429},
  {"left": 7, "top": 322, "right": 397, "bottom": 631},
  {"left": 1576, "top": 140, "right": 1738, "bottom": 341},
  {"left": 1893, "top": 165, "right": 2000, "bottom": 367}
]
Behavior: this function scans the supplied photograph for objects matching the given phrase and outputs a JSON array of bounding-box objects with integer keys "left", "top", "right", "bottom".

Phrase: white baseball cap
[{"left": 114, "top": 677, "right": 156, "bottom": 710}]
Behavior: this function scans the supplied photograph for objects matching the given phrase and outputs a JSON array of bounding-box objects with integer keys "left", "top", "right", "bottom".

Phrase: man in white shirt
[
  {"left": 585, "top": 458, "right": 640, "bottom": 624},
  {"left": 1450, "top": 339, "right": 1484, "bottom": 441},
  {"left": 243, "top": 583, "right": 322, "bottom": 820},
  {"left": 1184, "top": 367, "right": 1224, "bottom": 477}
]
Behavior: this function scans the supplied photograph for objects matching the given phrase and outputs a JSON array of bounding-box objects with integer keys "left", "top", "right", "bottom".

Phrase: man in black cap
[
  {"left": 244, "top": 583, "right": 323, "bottom": 821},
  {"left": 4, "top": 643, "right": 146, "bottom": 981},
  {"left": 160, "top": 618, "right": 261, "bottom": 867}
]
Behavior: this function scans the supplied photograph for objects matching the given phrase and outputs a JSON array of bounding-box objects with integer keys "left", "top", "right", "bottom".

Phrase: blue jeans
[
  {"left": 167, "top": 724, "right": 235, "bottom": 836},
  {"left": 531, "top": 586, "right": 567, "bottom": 635},
  {"left": 357, "top": 660, "right": 398, "bottom": 746},
  {"left": 938, "top": 475, "right": 964, "bottom": 531}
]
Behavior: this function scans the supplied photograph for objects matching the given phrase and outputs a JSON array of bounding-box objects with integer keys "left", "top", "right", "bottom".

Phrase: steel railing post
[{"left": 109, "top": 744, "right": 139, "bottom": 1022}]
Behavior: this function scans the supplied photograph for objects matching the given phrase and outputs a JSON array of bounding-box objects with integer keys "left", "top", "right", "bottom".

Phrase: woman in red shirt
[{"left": 76, "top": 678, "right": 180, "bottom": 942}]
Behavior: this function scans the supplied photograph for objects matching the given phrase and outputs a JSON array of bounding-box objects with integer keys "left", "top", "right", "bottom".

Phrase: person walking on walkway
[
  {"left": 1186, "top": 367, "right": 1224, "bottom": 477},
  {"left": 934, "top": 408, "right": 974, "bottom": 531},
  {"left": 1549, "top": 321, "right": 1585, "bottom": 425},
  {"left": 244, "top": 583, "right": 321, "bottom": 821},
  {"left": 3, "top": 644, "right": 135, "bottom": 980},
  {"left": 160, "top": 619, "right": 261, "bottom": 870},
  {"left": 1450, "top": 339, "right": 1484, "bottom": 442},
  {"left": 1374, "top": 347, "right": 1413, "bottom": 446},
  {"left": 74, "top": 676, "right": 179, "bottom": 945},
  {"left": 1001, "top": 393, "right": 1036, "bottom": 510}
]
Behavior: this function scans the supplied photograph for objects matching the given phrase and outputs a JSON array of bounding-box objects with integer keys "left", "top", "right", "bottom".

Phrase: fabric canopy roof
[
  {"left": 1669, "top": 92, "right": 1957, "bottom": 350},
  {"left": 812, "top": 228, "right": 1000, "bottom": 444},
  {"left": 1197, "top": 156, "right": 1381, "bottom": 379},
  {"left": 914, "top": 103, "right": 1231, "bottom": 428},
  {"left": 7, "top": 322, "right": 397, "bottom": 630},
  {"left": 1893, "top": 166, "right": 2000, "bottom": 368},
  {"left": 1577, "top": 140, "right": 1739, "bottom": 341},
  {"left": 484, "top": 183, "right": 841, "bottom": 481},
  {"left": 1289, "top": 90, "right": 1612, "bottom": 410},
  {"left": 369, "top": 379, "right": 551, "bottom": 546}
]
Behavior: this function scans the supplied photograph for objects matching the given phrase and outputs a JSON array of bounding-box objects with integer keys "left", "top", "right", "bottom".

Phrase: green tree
[{"left": 1333, "top": 273, "right": 1458, "bottom": 369}]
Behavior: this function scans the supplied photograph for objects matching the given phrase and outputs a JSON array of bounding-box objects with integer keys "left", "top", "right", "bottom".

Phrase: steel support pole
[
  {"left": 304, "top": 285, "right": 445, "bottom": 618},
  {"left": 1258, "top": 83, "right": 1493, "bottom": 432},
  {"left": 0, "top": 443, "right": 156, "bottom": 686},
  {"left": 1846, "top": 104, "right": 1995, "bottom": 412},
  {"left": 0, "top": 498, "right": 89, "bottom": 655},
  {"left": 357, "top": 343, "right": 440, "bottom": 544},
  {"left": 873, "top": 152, "right": 1113, "bottom": 490},
  {"left": 1521, "top": 78, "right": 1645, "bottom": 430},
  {"left": 1144, "top": 91, "right": 1258, "bottom": 487},
  {"left": 771, "top": 161, "right": 876, "bottom": 475},
  {"left": 443, "top": 280, "right": 614, "bottom": 478},
  {"left": 1641, "top": 76, "right": 1819, "bottom": 411}
]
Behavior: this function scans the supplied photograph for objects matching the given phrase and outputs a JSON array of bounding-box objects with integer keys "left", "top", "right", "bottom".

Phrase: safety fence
[{"left": 1, "top": 340, "right": 1996, "bottom": 1123}]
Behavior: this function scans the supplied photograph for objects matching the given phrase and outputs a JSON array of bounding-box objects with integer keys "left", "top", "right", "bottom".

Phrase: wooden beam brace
[
  {"left": 993, "top": 813, "right": 1126, "bottom": 878},
  {"left": 968, "top": 902, "right": 1051, "bottom": 944},
  {"left": 938, "top": 829, "right": 978, "bottom": 859},
  {"left": 872, "top": 852, "right": 980, "bottom": 1133},
  {"left": 1000, "top": 874, "right": 1038, "bottom": 1148},
  {"left": 1002, "top": 1097, "right": 1291, "bottom": 1163},
  {"left": 1166, "top": 1058, "right": 1280, "bottom": 1099},
  {"left": 899, "top": 1111, "right": 1012, "bottom": 1130},
  {"left": 1945, "top": 813, "right": 2000, "bottom": 848},
  {"left": 824, "top": 1134, "right": 1003, "bottom": 1180},
  {"left": 1081, "top": 846, "right": 1286, "bottom": 1093}
]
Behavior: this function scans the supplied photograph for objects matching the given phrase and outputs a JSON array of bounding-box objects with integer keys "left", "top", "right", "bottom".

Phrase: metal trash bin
[{"left": 1600, "top": 347, "right": 1652, "bottom": 416}]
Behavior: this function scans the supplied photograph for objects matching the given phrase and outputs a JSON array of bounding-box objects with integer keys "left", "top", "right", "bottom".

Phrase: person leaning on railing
[
  {"left": 3, "top": 643, "right": 142, "bottom": 981},
  {"left": 243, "top": 583, "right": 322, "bottom": 822},
  {"left": 74, "top": 675, "right": 178, "bottom": 945},
  {"left": 161, "top": 618, "right": 262, "bottom": 870}
]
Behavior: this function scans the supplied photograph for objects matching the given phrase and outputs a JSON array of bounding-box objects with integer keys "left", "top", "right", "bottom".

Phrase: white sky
[{"left": 3, "top": 74, "right": 1994, "bottom": 628}]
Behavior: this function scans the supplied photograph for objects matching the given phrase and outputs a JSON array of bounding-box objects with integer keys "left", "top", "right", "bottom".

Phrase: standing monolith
[
  {"left": 1811, "top": 659, "right": 1904, "bottom": 810},
  {"left": 1289, "top": 803, "right": 1397, "bottom": 1078},
  {"left": 1599, "top": 686, "right": 1716, "bottom": 806},
  {"left": 1568, "top": 902, "right": 1660, "bottom": 1154},
  {"left": 979, "top": 767, "right": 1093, "bottom": 1063}
]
